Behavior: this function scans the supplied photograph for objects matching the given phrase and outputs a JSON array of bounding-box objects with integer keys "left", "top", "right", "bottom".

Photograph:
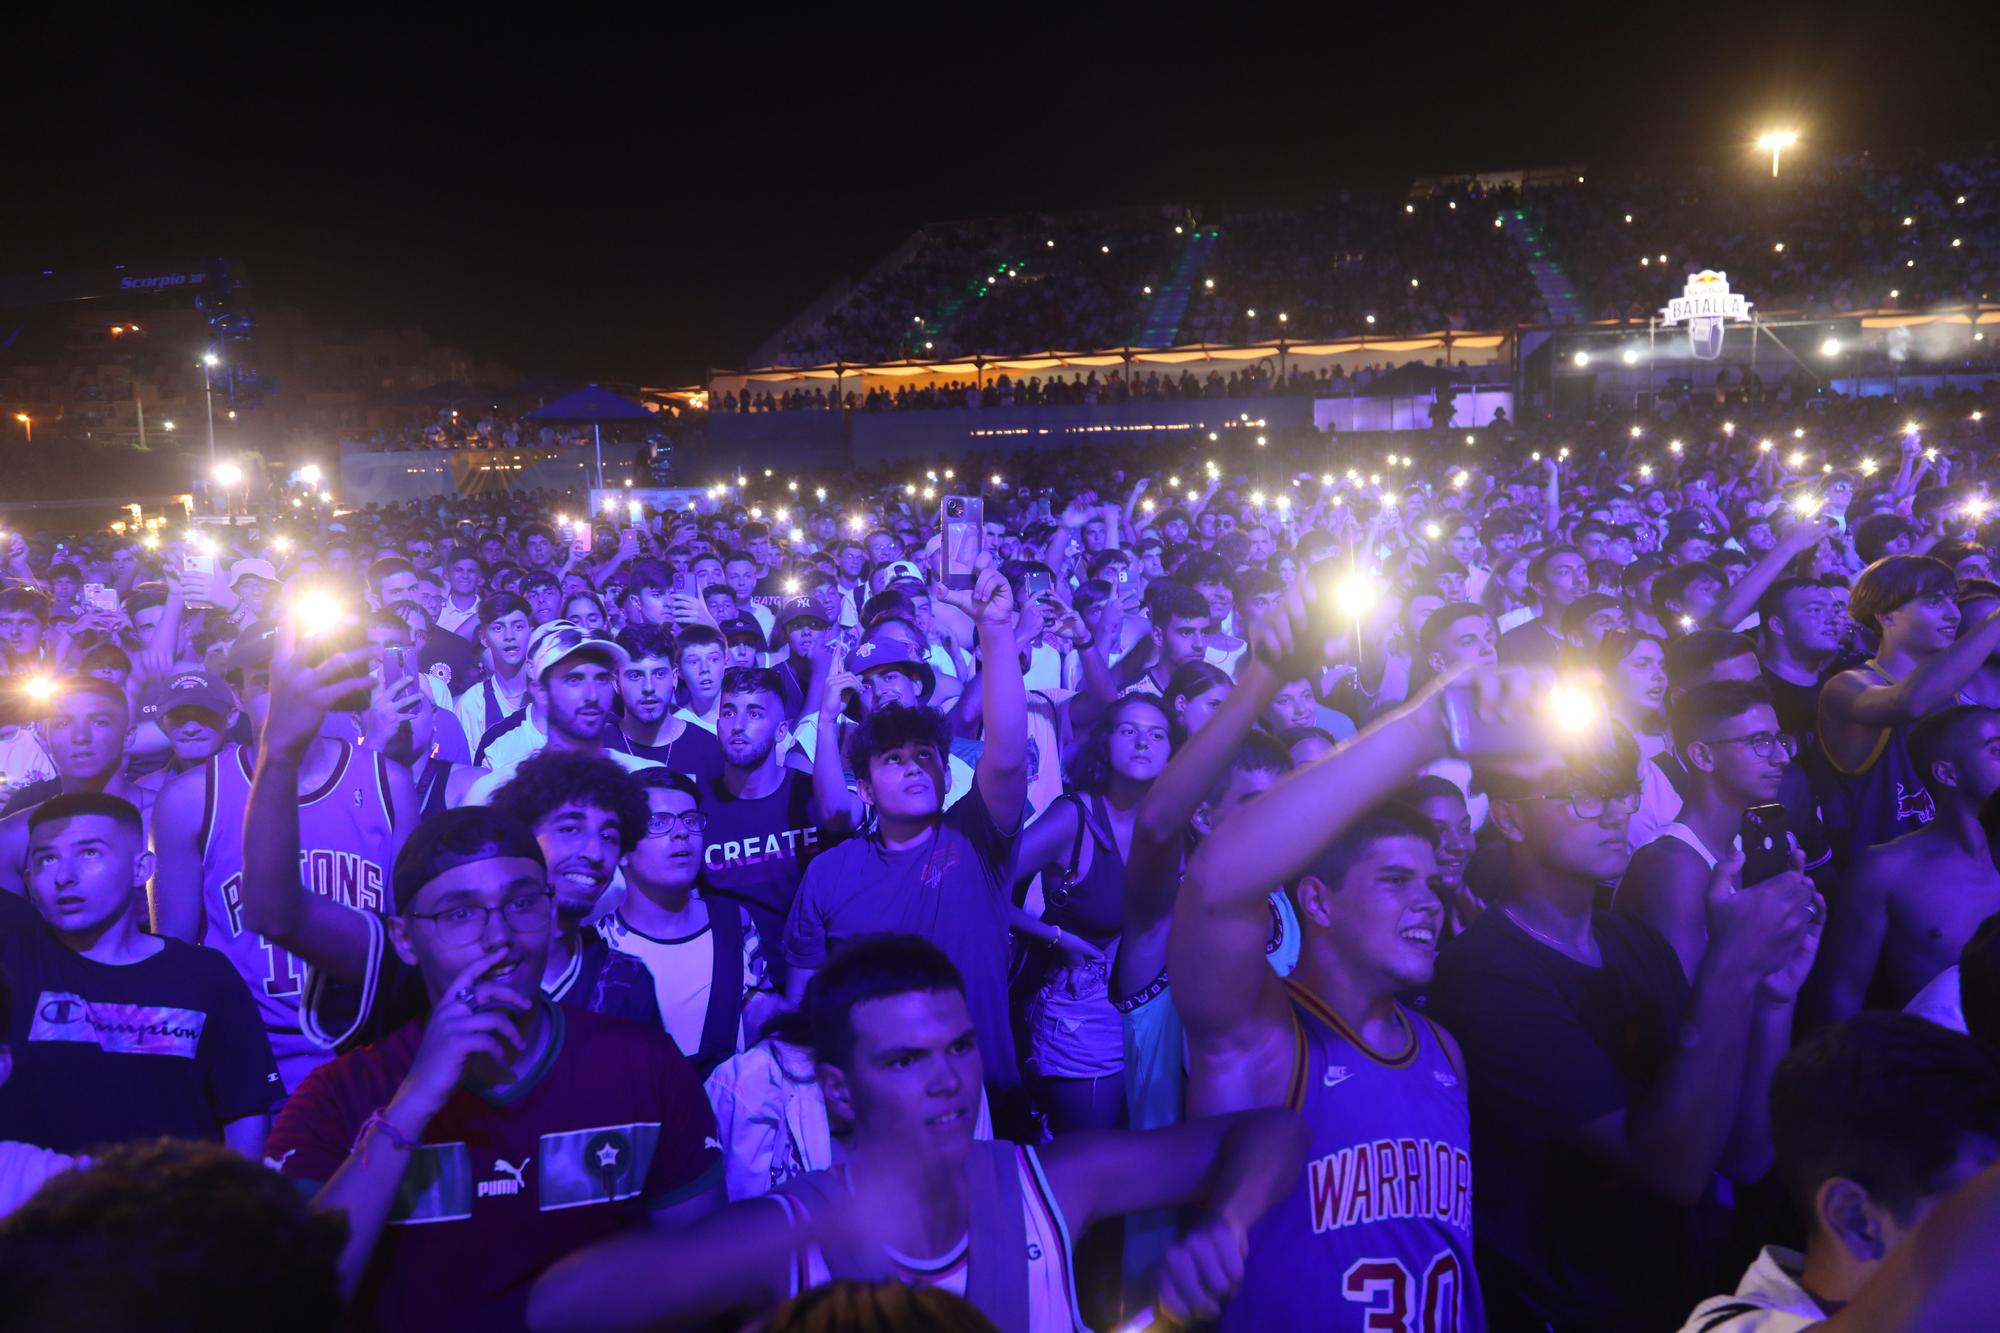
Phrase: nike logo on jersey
[{"left": 1323, "top": 1065, "right": 1354, "bottom": 1088}]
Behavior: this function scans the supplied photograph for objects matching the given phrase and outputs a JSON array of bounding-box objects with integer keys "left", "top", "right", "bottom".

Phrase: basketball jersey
[
  {"left": 1816, "top": 661, "right": 1949, "bottom": 862},
  {"left": 1219, "top": 982, "right": 1484, "bottom": 1332},
  {"left": 198, "top": 741, "right": 396, "bottom": 1093},
  {"left": 769, "top": 1142, "right": 1085, "bottom": 1332}
]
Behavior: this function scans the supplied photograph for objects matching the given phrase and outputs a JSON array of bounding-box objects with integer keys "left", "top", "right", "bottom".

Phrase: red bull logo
[{"left": 1661, "top": 270, "right": 1752, "bottom": 361}]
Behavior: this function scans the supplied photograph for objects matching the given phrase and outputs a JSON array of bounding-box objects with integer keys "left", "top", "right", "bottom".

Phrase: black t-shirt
[
  {"left": 1427, "top": 908, "right": 1720, "bottom": 1333},
  {"left": 697, "top": 770, "right": 827, "bottom": 954},
  {"left": 0, "top": 892, "right": 280, "bottom": 1154},
  {"left": 623, "top": 723, "right": 725, "bottom": 783},
  {"left": 1760, "top": 667, "right": 1825, "bottom": 749}
]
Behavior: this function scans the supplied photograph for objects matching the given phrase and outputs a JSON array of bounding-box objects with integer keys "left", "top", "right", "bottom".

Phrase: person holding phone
[{"left": 1618, "top": 679, "right": 1802, "bottom": 981}]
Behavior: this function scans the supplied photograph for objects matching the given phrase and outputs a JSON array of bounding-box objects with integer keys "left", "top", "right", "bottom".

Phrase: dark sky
[{"left": 7, "top": 3, "right": 1995, "bottom": 385}]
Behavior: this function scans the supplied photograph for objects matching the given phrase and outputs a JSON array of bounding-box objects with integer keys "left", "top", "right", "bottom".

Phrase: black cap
[{"left": 391, "top": 808, "right": 546, "bottom": 914}]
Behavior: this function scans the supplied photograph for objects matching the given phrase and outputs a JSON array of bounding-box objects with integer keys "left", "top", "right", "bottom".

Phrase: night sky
[{"left": 7, "top": 4, "right": 1995, "bottom": 385}]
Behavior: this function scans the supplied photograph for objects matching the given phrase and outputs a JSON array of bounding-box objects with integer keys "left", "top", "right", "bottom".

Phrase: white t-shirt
[
  {"left": 0, "top": 1140, "right": 79, "bottom": 1218},
  {"left": 1907, "top": 964, "right": 1966, "bottom": 1032},
  {"left": 462, "top": 743, "right": 661, "bottom": 806},
  {"left": 597, "top": 900, "right": 764, "bottom": 1058},
  {"left": 0, "top": 727, "right": 55, "bottom": 789},
  {"left": 1674, "top": 1246, "right": 1823, "bottom": 1333}
]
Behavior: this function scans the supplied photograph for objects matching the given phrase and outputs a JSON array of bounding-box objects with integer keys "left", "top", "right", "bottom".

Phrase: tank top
[
  {"left": 1043, "top": 794, "right": 1126, "bottom": 945},
  {"left": 1816, "top": 660, "right": 1946, "bottom": 861},
  {"left": 1219, "top": 982, "right": 1484, "bottom": 1332},
  {"left": 770, "top": 1141, "right": 1084, "bottom": 1332},
  {"left": 1656, "top": 821, "right": 1719, "bottom": 869},
  {"left": 198, "top": 740, "right": 395, "bottom": 1093}
]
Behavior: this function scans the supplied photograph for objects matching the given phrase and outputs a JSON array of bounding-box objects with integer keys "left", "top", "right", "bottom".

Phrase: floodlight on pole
[{"left": 1756, "top": 130, "right": 1799, "bottom": 178}]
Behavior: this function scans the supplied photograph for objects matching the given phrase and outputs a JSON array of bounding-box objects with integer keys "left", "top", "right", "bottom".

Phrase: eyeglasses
[
  {"left": 405, "top": 889, "right": 554, "bottom": 946},
  {"left": 644, "top": 810, "right": 708, "bottom": 838},
  {"left": 1529, "top": 789, "right": 1642, "bottom": 821},
  {"left": 1709, "top": 731, "right": 1799, "bottom": 761}
]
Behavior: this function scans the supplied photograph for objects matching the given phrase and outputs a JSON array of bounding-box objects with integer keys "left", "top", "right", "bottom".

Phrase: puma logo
[{"left": 478, "top": 1156, "right": 531, "bottom": 1198}]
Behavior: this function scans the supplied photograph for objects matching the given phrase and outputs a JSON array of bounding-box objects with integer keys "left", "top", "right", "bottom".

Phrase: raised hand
[
  {"left": 391, "top": 948, "right": 534, "bottom": 1125},
  {"left": 817, "top": 644, "right": 861, "bottom": 722},
  {"left": 932, "top": 554, "right": 1015, "bottom": 629},
  {"left": 1704, "top": 845, "right": 1815, "bottom": 981},
  {"left": 263, "top": 612, "right": 374, "bottom": 761}
]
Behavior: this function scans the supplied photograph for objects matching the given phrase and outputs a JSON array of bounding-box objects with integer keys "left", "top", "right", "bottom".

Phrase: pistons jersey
[
  {"left": 1220, "top": 982, "right": 1484, "bottom": 1332},
  {"left": 198, "top": 741, "right": 396, "bottom": 1093}
]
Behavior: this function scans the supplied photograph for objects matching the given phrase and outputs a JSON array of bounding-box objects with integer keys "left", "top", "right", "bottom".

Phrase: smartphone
[
  {"left": 672, "top": 571, "right": 697, "bottom": 599},
  {"left": 1114, "top": 564, "right": 1132, "bottom": 588},
  {"left": 1740, "top": 803, "right": 1791, "bottom": 885},
  {"left": 941, "top": 496, "right": 984, "bottom": 591},
  {"left": 297, "top": 592, "right": 373, "bottom": 713},
  {"left": 624, "top": 526, "right": 642, "bottom": 548},
  {"left": 382, "top": 644, "right": 409, "bottom": 690},
  {"left": 1022, "top": 569, "right": 1054, "bottom": 603},
  {"left": 83, "top": 583, "right": 119, "bottom": 613},
  {"left": 1438, "top": 680, "right": 1614, "bottom": 760},
  {"left": 574, "top": 524, "right": 593, "bottom": 555},
  {"left": 183, "top": 554, "right": 217, "bottom": 609}
]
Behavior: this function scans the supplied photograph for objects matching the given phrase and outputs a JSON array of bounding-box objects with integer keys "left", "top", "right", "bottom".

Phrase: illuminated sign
[{"left": 1660, "top": 270, "right": 1752, "bottom": 361}]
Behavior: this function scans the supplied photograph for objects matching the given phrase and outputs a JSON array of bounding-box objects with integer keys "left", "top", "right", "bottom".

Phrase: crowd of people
[
  {"left": 721, "top": 358, "right": 1510, "bottom": 416},
  {"left": 1538, "top": 149, "right": 2000, "bottom": 322},
  {"left": 3, "top": 372, "right": 2000, "bottom": 1331},
  {"left": 762, "top": 155, "right": 1995, "bottom": 379}
]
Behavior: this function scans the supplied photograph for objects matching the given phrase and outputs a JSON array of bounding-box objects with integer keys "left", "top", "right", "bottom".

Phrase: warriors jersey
[
  {"left": 197, "top": 741, "right": 396, "bottom": 1093},
  {"left": 1220, "top": 982, "right": 1483, "bottom": 1332}
]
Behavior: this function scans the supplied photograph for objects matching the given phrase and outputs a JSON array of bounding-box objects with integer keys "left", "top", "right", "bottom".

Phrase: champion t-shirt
[{"left": 0, "top": 892, "right": 280, "bottom": 1154}]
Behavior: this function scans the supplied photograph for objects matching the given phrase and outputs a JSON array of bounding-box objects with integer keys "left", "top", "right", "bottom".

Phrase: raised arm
[
  {"left": 1170, "top": 681, "right": 1450, "bottom": 1083},
  {"left": 148, "top": 766, "right": 209, "bottom": 941},
  {"left": 1822, "top": 605, "right": 2000, "bottom": 729},
  {"left": 935, "top": 560, "right": 1025, "bottom": 830},
  {"left": 806, "top": 646, "right": 864, "bottom": 835},
  {"left": 238, "top": 617, "right": 378, "bottom": 978},
  {"left": 1707, "top": 513, "right": 1832, "bottom": 632}
]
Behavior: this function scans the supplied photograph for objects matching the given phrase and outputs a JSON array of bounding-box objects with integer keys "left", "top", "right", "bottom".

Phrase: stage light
[
  {"left": 1821, "top": 338, "right": 1842, "bottom": 357},
  {"left": 1573, "top": 351, "right": 1590, "bottom": 368},
  {"left": 1622, "top": 349, "right": 1639, "bottom": 365},
  {"left": 1757, "top": 129, "right": 1798, "bottom": 176}
]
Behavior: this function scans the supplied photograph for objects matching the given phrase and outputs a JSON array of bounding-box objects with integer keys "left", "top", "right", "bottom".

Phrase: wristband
[{"left": 352, "top": 1107, "right": 417, "bottom": 1166}]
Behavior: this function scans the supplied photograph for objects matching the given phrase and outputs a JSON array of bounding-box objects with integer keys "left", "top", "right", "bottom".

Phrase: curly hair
[
  {"left": 488, "top": 750, "right": 650, "bottom": 855},
  {"left": 843, "top": 702, "right": 953, "bottom": 779},
  {"left": 1068, "top": 693, "right": 1173, "bottom": 795},
  {"left": 0, "top": 1139, "right": 345, "bottom": 1333}
]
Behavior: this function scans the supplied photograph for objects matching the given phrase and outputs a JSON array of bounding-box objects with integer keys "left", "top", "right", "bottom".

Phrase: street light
[
  {"left": 1757, "top": 130, "right": 1799, "bottom": 178},
  {"left": 199, "top": 352, "right": 221, "bottom": 467},
  {"left": 300, "top": 464, "right": 321, "bottom": 485},
  {"left": 214, "top": 461, "right": 243, "bottom": 486},
  {"left": 12, "top": 413, "right": 27, "bottom": 445}
]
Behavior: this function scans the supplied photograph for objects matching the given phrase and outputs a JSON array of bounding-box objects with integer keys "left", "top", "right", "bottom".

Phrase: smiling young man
[
  {"left": 526, "top": 935, "right": 1307, "bottom": 1333},
  {"left": 1169, "top": 667, "right": 1499, "bottom": 1332},
  {"left": 610, "top": 625, "right": 724, "bottom": 781},
  {"left": 263, "top": 805, "right": 723, "bottom": 1333},
  {"left": 0, "top": 792, "right": 278, "bottom": 1158},
  {"left": 598, "top": 770, "right": 770, "bottom": 1074}
]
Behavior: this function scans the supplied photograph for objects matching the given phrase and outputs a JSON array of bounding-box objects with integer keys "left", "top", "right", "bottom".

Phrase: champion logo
[
  {"left": 263, "top": 1148, "right": 296, "bottom": 1173},
  {"left": 1323, "top": 1065, "right": 1354, "bottom": 1088},
  {"left": 478, "top": 1156, "right": 531, "bottom": 1198},
  {"left": 1435, "top": 1069, "right": 1458, "bottom": 1089}
]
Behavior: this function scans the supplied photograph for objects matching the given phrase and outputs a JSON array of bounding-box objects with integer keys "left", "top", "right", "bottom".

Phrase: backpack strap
[
  {"left": 964, "top": 1141, "right": 1030, "bottom": 1333},
  {"left": 694, "top": 900, "right": 747, "bottom": 1074}
]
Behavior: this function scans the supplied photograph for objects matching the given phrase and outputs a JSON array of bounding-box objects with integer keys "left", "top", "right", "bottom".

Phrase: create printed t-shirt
[
  {"left": 0, "top": 892, "right": 280, "bottom": 1155},
  {"left": 781, "top": 785, "right": 1022, "bottom": 1092},
  {"left": 266, "top": 1001, "right": 723, "bottom": 1333},
  {"left": 698, "top": 770, "right": 827, "bottom": 949}
]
